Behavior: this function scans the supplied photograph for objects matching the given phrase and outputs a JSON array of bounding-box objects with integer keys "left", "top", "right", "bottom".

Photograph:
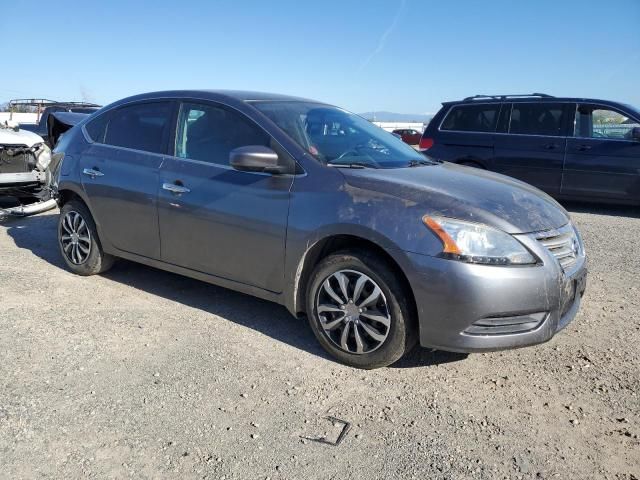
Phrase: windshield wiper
[
  {"left": 408, "top": 159, "right": 436, "bottom": 167},
  {"left": 327, "top": 162, "right": 375, "bottom": 169}
]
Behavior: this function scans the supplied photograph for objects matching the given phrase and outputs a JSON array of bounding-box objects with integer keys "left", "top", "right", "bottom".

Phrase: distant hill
[{"left": 359, "top": 111, "right": 433, "bottom": 123}]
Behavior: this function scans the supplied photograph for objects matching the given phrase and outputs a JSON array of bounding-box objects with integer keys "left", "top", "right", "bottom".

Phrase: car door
[
  {"left": 158, "top": 101, "right": 294, "bottom": 292},
  {"left": 408, "top": 129, "right": 421, "bottom": 145},
  {"left": 79, "top": 101, "right": 174, "bottom": 259},
  {"left": 492, "top": 102, "right": 570, "bottom": 196},
  {"left": 562, "top": 104, "right": 640, "bottom": 201}
]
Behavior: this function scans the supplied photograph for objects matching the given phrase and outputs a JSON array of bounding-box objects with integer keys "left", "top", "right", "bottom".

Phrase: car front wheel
[{"left": 306, "top": 250, "right": 416, "bottom": 369}]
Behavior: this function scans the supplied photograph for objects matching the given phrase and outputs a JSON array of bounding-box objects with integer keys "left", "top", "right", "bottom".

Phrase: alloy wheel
[
  {"left": 315, "top": 269, "right": 391, "bottom": 354},
  {"left": 60, "top": 211, "right": 92, "bottom": 265}
]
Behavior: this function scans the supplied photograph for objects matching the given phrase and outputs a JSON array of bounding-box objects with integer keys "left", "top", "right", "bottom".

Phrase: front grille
[
  {"left": 0, "top": 146, "right": 35, "bottom": 174},
  {"left": 535, "top": 224, "right": 580, "bottom": 270}
]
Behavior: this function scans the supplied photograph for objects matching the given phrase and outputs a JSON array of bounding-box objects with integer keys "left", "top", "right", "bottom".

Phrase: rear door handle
[
  {"left": 82, "top": 168, "right": 104, "bottom": 178},
  {"left": 543, "top": 143, "right": 560, "bottom": 150},
  {"left": 162, "top": 182, "right": 190, "bottom": 194}
]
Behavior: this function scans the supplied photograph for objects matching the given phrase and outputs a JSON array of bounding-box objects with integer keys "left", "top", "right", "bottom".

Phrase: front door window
[
  {"left": 174, "top": 102, "right": 271, "bottom": 165},
  {"left": 575, "top": 106, "right": 639, "bottom": 140}
]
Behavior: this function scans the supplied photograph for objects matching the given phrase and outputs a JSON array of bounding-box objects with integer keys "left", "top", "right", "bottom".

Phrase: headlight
[
  {"left": 423, "top": 216, "right": 536, "bottom": 265},
  {"left": 35, "top": 143, "right": 52, "bottom": 170}
]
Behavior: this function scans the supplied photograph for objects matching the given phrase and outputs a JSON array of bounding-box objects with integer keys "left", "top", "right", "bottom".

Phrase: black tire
[
  {"left": 58, "top": 199, "right": 114, "bottom": 275},
  {"left": 305, "top": 250, "right": 416, "bottom": 369}
]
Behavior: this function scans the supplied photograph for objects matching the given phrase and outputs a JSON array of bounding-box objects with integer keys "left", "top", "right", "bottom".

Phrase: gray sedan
[{"left": 52, "top": 90, "right": 587, "bottom": 368}]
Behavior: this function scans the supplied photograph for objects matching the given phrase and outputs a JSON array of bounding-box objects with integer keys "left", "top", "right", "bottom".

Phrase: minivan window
[
  {"left": 440, "top": 104, "right": 500, "bottom": 133},
  {"left": 103, "top": 102, "right": 172, "bottom": 154},
  {"left": 509, "top": 103, "right": 566, "bottom": 136},
  {"left": 175, "top": 102, "right": 271, "bottom": 166},
  {"left": 253, "top": 101, "right": 426, "bottom": 168},
  {"left": 575, "top": 105, "right": 640, "bottom": 140}
]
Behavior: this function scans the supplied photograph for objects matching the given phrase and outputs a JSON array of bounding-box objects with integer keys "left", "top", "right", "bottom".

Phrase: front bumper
[
  {"left": 0, "top": 171, "right": 45, "bottom": 188},
  {"left": 402, "top": 232, "right": 587, "bottom": 352}
]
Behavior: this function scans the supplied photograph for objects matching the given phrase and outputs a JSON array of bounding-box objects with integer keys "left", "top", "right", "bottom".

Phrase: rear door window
[
  {"left": 509, "top": 103, "right": 567, "bottom": 136},
  {"left": 440, "top": 104, "right": 500, "bottom": 132},
  {"left": 103, "top": 102, "right": 173, "bottom": 154}
]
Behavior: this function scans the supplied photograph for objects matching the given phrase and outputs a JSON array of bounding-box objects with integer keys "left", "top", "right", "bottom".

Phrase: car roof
[
  {"left": 442, "top": 95, "right": 629, "bottom": 108},
  {"left": 108, "top": 90, "right": 323, "bottom": 108}
]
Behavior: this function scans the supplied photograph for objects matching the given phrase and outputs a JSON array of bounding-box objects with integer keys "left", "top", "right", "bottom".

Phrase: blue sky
[{"left": 2, "top": 0, "right": 639, "bottom": 114}]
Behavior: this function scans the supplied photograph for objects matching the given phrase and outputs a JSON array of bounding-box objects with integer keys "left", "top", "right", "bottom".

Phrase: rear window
[
  {"left": 440, "top": 104, "right": 500, "bottom": 133},
  {"left": 85, "top": 113, "right": 109, "bottom": 143},
  {"left": 509, "top": 103, "right": 566, "bottom": 136},
  {"left": 103, "top": 102, "right": 173, "bottom": 154}
]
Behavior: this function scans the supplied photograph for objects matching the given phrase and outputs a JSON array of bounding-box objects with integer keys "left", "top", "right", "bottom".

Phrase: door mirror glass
[
  {"left": 632, "top": 127, "right": 640, "bottom": 142},
  {"left": 230, "top": 146, "right": 287, "bottom": 174}
]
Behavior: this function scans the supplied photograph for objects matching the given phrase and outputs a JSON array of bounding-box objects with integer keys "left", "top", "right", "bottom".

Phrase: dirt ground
[{"left": 0, "top": 203, "right": 638, "bottom": 479}]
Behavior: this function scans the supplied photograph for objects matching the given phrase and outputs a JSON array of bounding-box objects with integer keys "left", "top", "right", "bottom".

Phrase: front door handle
[
  {"left": 162, "top": 182, "right": 190, "bottom": 194},
  {"left": 543, "top": 143, "right": 560, "bottom": 150},
  {"left": 82, "top": 168, "right": 104, "bottom": 178},
  {"left": 578, "top": 144, "right": 592, "bottom": 151}
]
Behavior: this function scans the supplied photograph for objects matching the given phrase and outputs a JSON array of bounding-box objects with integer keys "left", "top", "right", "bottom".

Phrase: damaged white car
[{"left": 0, "top": 120, "right": 58, "bottom": 216}]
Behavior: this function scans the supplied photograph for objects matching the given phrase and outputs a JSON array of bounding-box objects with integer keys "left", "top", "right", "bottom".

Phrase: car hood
[
  {"left": 339, "top": 162, "right": 570, "bottom": 234},
  {"left": 0, "top": 127, "right": 44, "bottom": 148}
]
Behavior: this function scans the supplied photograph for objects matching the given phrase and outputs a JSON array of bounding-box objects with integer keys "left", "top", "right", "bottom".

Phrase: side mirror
[
  {"left": 632, "top": 127, "right": 640, "bottom": 142},
  {"left": 229, "top": 145, "right": 288, "bottom": 174}
]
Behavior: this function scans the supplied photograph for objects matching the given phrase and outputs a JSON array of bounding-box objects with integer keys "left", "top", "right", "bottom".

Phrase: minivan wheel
[
  {"left": 306, "top": 250, "right": 416, "bottom": 369},
  {"left": 58, "top": 200, "right": 114, "bottom": 275}
]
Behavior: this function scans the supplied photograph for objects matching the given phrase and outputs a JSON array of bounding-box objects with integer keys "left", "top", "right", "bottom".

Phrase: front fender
[
  {"left": 281, "top": 169, "right": 444, "bottom": 316},
  {"left": 283, "top": 225, "right": 420, "bottom": 317}
]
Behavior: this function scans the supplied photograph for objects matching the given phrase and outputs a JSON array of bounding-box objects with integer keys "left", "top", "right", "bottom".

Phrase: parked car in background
[
  {"left": 0, "top": 120, "right": 59, "bottom": 216},
  {"left": 10, "top": 99, "right": 101, "bottom": 147},
  {"left": 53, "top": 90, "right": 586, "bottom": 368},
  {"left": 392, "top": 128, "right": 422, "bottom": 145},
  {"left": 420, "top": 94, "right": 640, "bottom": 204}
]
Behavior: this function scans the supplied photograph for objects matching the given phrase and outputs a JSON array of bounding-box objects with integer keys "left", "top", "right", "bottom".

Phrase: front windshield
[{"left": 252, "top": 101, "right": 428, "bottom": 168}]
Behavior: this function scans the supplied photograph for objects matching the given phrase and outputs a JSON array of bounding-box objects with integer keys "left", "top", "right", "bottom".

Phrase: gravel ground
[{"left": 0, "top": 203, "right": 638, "bottom": 479}]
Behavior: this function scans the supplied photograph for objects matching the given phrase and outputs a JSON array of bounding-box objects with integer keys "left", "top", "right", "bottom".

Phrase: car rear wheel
[
  {"left": 58, "top": 199, "right": 114, "bottom": 275},
  {"left": 306, "top": 250, "right": 416, "bottom": 369}
]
